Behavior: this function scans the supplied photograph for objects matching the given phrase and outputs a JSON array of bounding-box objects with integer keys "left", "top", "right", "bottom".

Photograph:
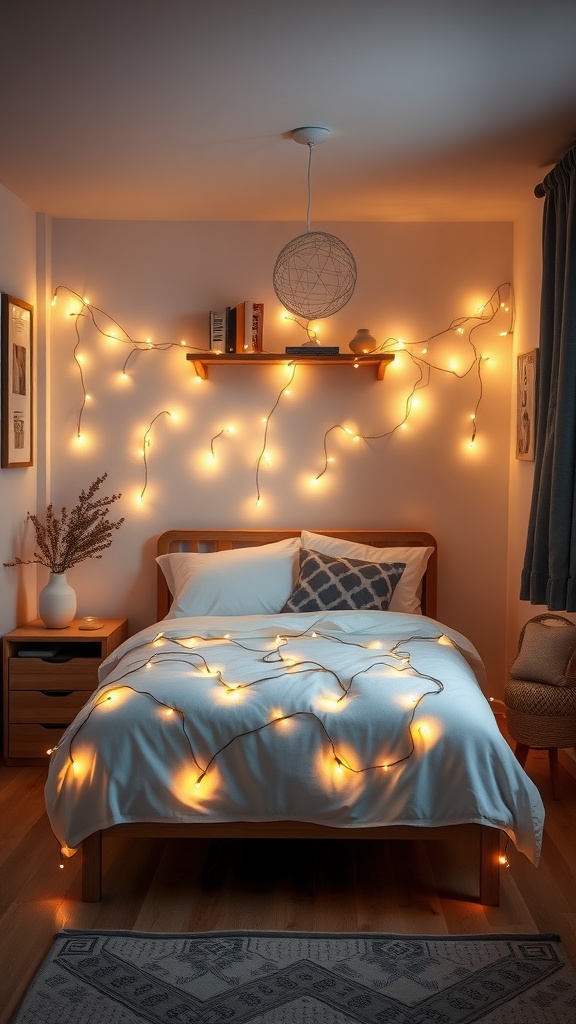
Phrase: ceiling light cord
[{"left": 306, "top": 142, "right": 314, "bottom": 233}]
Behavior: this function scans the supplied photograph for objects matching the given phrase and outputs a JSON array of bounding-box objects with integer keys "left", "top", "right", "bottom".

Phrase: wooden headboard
[{"left": 156, "top": 529, "right": 437, "bottom": 621}]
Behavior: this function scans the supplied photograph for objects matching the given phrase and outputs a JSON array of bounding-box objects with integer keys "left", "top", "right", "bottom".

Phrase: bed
[{"left": 44, "top": 528, "right": 544, "bottom": 905}]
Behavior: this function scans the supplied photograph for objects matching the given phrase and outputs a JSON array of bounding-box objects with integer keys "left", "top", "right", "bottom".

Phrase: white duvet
[{"left": 44, "top": 611, "right": 544, "bottom": 863}]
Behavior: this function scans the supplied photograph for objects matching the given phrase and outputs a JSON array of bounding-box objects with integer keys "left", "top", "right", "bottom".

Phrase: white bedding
[{"left": 44, "top": 611, "right": 544, "bottom": 863}]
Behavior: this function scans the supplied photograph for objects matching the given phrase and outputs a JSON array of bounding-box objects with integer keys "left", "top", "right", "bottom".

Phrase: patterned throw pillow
[{"left": 282, "top": 549, "right": 405, "bottom": 613}]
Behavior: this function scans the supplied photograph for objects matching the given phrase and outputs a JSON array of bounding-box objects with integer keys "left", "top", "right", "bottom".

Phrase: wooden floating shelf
[{"left": 186, "top": 352, "right": 394, "bottom": 380}]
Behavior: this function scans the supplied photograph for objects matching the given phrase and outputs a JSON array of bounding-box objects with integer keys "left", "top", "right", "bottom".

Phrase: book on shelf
[
  {"left": 213, "top": 302, "right": 264, "bottom": 354},
  {"left": 209, "top": 310, "right": 225, "bottom": 351},
  {"left": 232, "top": 300, "right": 264, "bottom": 352},
  {"left": 243, "top": 301, "right": 263, "bottom": 352},
  {"left": 285, "top": 346, "right": 340, "bottom": 356},
  {"left": 225, "top": 306, "right": 237, "bottom": 353}
]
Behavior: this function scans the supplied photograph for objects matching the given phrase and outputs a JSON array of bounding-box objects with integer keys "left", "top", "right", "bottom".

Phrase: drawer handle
[
  {"left": 40, "top": 723, "right": 69, "bottom": 730},
  {"left": 40, "top": 690, "right": 74, "bottom": 697}
]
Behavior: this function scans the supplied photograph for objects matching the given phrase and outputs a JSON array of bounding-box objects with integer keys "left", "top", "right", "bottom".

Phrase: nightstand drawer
[
  {"left": 9, "top": 724, "right": 70, "bottom": 759},
  {"left": 9, "top": 657, "right": 101, "bottom": 690},
  {"left": 10, "top": 689, "right": 89, "bottom": 723}
]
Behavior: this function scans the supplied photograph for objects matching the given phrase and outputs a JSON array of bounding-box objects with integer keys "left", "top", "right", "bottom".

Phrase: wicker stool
[{"left": 504, "top": 678, "right": 576, "bottom": 798}]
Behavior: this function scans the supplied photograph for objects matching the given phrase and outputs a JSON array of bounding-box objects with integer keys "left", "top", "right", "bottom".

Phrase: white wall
[
  {"left": 46, "top": 219, "right": 513, "bottom": 691},
  {"left": 0, "top": 185, "right": 37, "bottom": 634}
]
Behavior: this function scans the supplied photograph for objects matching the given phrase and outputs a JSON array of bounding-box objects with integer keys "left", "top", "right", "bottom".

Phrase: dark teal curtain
[{"left": 521, "top": 145, "right": 576, "bottom": 609}]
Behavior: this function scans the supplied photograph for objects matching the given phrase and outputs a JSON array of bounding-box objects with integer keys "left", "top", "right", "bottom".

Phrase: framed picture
[
  {"left": 1, "top": 294, "right": 33, "bottom": 468},
  {"left": 516, "top": 348, "right": 537, "bottom": 461}
]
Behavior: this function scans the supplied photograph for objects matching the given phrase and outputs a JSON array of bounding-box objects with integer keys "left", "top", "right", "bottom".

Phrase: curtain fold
[{"left": 521, "top": 146, "right": 576, "bottom": 610}]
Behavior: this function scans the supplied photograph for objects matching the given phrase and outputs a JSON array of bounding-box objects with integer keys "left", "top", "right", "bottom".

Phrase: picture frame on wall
[
  {"left": 516, "top": 348, "right": 537, "bottom": 461},
  {"left": 1, "top": 294, "right": 34, "bottom": 468}
]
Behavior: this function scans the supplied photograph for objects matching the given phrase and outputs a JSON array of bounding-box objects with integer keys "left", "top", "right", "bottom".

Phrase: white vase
[{"left": 38, "top": 572, "right": 77, "bottom": 628}]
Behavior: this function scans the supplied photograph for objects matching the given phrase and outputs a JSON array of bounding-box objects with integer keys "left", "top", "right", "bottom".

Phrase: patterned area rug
[{"left": 12, "top": 931, "right": 576, "bottom": 1023}]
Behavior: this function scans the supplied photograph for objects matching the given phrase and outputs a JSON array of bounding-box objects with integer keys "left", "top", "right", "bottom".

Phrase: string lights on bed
[
  {"left": 50, "top": 281, "right": 512, "bottom": 506},
  {"left": 49, "top": 623, "right": 456, "bottom": 870}
]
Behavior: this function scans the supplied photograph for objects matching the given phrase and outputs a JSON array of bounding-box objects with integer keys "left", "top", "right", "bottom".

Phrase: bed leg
[
  {"left": 478, "top": 825, "right": 500, "bottom": 906},
  {"left": 81, "top": 831, "right": 102, "bottom": 902}
]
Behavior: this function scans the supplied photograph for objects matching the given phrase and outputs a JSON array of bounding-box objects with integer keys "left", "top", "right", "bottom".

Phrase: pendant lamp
[{"left": 273, "top": 126, "right": 357, "bottom": 319}]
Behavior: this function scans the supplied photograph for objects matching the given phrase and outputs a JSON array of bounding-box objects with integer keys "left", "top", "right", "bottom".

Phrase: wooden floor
[{"left": 1, "top": 747, "right": 576, "bottom": 1023}]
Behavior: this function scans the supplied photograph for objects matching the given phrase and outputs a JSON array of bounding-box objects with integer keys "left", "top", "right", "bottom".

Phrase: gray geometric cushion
[
  {"left": 510, "top": 615, "right": 576, "bottom": 686},
  {"left": 282, "top": 549, "right": 405, "bottom": 613}
]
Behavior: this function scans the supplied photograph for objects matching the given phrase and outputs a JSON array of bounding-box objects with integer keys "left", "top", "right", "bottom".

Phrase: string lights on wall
[
  {"left": 51, "top": 281, "right": 513, "bottom": 507},
  {"left": 139, "top": 410, "right": 175, "bottom": 502}
]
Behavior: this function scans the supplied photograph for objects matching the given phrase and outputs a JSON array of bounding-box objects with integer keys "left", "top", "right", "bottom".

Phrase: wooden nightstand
[{"left": 2, "top": 617, "right": 129, "bottom": 765}]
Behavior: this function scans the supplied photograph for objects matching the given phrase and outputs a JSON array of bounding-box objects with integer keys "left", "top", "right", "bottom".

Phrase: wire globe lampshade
[{"left": 273, "top": 229, "right": 357, "bottom": 319}]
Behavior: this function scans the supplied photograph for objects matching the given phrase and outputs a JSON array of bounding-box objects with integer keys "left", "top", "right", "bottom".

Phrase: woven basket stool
[{"left": 504, "top": 679, "right": 576, "bottom": 798}]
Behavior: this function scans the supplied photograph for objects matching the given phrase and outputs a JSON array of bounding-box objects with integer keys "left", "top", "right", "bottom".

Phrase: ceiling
[{"left": 1, "top": 0, "right": 576, "bottom": 222}]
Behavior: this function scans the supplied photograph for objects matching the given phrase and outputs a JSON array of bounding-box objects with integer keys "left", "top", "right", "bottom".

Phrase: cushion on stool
[
  {"left": 509, "top": 614, "right": 576, "bottom": 686},
  {"left": 504, "top": 679, "right": 576, "bottom": 749}
]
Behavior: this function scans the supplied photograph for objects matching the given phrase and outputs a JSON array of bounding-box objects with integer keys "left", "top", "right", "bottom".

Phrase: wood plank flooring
[{"left": 1, "top": 747, "right": 575, "bottom": 1023}]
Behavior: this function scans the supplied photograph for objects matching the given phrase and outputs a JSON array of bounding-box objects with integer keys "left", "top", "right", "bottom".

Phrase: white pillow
[
  {"left": 300, "top": 531, "right": 434, "bottom": 614},
  {"left": 156, "top": 537, "right": 300, "bottom": 618}
]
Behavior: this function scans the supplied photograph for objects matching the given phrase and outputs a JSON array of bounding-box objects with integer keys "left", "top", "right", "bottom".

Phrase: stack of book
[{"left": 209, "top": 302, "right": 264, "bottom": 353}]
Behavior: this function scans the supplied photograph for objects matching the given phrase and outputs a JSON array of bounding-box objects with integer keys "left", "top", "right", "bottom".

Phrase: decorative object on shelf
[
  {"left": 273, "top": 126, "right": 357, "bottom": 319},
  {"left": 1, "top": 294, "right": 34, "bottom": 468},
  {"left": 349, "top": 329, "right": 378, "bottom": 355},
  {"left": 3, "top": 473, "right": 124, "bottom": 628},
  {"left": 38, "top": 572, "right": 77, "bottom": 628},
  {"left": 285, "top": 346, "right": 340, "bottom": 356}
]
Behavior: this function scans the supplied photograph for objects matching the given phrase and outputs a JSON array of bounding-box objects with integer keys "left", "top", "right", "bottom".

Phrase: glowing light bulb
[
  {"left": 437, "top": 634, "right": 454, "bottom": 647},
  {"left": 498, "top": 854, "right": 509, "bottom": 867},
  {"left": 51, "top": 295, "right": 57, "bottom": 307},
  {"left": 455, "top": 327, "right": 464, "bottom": 335}
]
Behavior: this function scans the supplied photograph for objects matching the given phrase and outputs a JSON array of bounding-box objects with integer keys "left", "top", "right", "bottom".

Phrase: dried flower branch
[{"left": 3, "top": 473, "right": 124, "bottom": 574}]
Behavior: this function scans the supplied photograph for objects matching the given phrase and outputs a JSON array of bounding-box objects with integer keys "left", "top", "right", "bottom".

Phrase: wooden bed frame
[{"left": 80, "top": 528, "right": 501, "bottom": 905}]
